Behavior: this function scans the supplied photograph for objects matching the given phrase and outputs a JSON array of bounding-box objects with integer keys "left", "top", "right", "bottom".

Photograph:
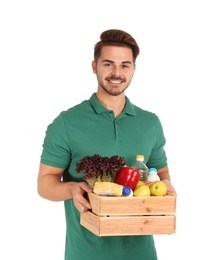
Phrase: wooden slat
[
  {"left": 80, "top": 211, "right": 176, "bottom": 236},
  {"left": 87, "top": 193, "right": 176, "bottom": 216}
]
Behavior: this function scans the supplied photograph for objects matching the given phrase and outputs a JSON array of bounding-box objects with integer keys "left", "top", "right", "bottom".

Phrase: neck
[{"left": 96, "top": 92, "right": 126, "bottom": 118}]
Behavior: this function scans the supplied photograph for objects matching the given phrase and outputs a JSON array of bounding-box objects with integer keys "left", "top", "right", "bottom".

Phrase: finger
[{"left": 79, "top": 203, "right": 91, "bottom": 214}]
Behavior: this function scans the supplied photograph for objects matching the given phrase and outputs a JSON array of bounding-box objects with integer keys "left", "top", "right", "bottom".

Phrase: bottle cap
[
  {"left": 122, "top": 186, "right": 132, "bottom": 196},
  {"left": 149, "top": 168, "right": 157, "bottom": 173},
  {"left": 136, "top": 154, "right": 144, "bottom": 160}
]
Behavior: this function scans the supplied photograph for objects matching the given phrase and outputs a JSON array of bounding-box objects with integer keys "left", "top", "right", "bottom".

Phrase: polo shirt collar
[{"left": 89, "top": 93, "right": 136, "bottom": 116}]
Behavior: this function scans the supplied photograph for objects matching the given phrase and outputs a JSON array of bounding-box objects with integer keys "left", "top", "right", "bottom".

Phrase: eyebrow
[{"left": 102, "top": 59, "right": 132, "bottom": 65}]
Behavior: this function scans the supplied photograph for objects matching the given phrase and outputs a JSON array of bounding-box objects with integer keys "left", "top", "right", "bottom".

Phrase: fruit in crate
[
  {"left": 133, "top": 184, "right": 151, "bottom": 196},
  {"left": 135, "top": 180, "right": 147, "bottom": 188},
  {"left": 150, "top": 181, "right": 167, "bottom": 196},
  {"left": 116, "top": 166, "right": 140, "bottom": 190}
]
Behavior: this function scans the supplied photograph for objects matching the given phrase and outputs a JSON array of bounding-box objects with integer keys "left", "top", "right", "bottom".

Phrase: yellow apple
[
  {"left": 133, "top": 184, "right": 151, "bottom": 196},
  {"left": 150, "top": 181, "right": 167, "bottom": 196},
  {"left": 135, "top": 180, "right": 147, "bottom": 188}
]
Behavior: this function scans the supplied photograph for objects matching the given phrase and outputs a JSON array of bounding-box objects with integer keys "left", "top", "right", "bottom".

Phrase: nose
[{"left": 111, "top": 66, "right": 121, "bottom": 77}]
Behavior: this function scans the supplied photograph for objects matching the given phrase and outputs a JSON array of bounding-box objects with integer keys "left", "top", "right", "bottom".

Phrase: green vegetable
[{"left": 76, "top": 154, "right": 126, "bottom": 187}]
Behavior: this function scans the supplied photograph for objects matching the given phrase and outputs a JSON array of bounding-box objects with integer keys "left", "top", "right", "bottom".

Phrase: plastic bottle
[
  {"left": 147, "top": 168, "right": 160, "bottom": 182},
  {"left": 132, "top": 154, "right": 149, "bottom": 181},
  {"left": 122, "top": 186, "right": 133, "bottom": 197}
]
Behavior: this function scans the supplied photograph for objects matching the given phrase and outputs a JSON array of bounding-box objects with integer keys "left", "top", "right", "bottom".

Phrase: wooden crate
[{"left": 80, "top": 193, "right": 176, "bottom": 236}]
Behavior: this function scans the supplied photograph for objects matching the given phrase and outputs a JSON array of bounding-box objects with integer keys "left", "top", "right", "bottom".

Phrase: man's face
[{"left": 92, "top": 46, "right": 136, "bottom": 96}]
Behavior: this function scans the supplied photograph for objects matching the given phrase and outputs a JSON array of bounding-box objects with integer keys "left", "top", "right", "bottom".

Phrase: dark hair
[{"left": 94, "top": 29, "right": 140, "bottom": 63}]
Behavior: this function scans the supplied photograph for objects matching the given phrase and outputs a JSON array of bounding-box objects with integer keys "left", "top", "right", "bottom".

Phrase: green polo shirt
[{"left": 40, "top": 93, "right": 168, "bottom": 260}]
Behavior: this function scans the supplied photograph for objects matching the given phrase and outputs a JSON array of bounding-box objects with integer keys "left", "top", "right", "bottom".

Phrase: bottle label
[{"left": 139, "top": 169, "right": 148, "bottom": 181}]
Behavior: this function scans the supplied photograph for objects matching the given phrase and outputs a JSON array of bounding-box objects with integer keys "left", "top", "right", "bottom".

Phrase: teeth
[{"left": 110, "top": 80, "right": 121, "bottom": 83}]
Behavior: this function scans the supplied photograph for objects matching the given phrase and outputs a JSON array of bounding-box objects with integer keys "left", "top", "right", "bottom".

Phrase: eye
[
  {"left": 104, "top": 62, "right": 112, "bottom": 67},
  {"left": 122, "top": 64, "right": 130, "bottom": 69}
]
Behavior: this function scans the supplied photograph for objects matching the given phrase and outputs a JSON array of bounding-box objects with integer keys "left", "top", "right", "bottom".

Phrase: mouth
[{"left": 108, "top": 78, "right": 124, "bottom": 84}]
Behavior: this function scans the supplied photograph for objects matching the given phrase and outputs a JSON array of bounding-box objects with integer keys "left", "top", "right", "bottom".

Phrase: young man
[{"left": 37, "top": 29, "right": 177, "bottom": 260}]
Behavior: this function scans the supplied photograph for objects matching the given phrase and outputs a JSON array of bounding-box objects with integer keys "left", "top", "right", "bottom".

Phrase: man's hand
[
  {"left": 162, "top": 179, "right": 177, "bottom": 196},
  {"left": 71, "top": 182, "right": 93, "bottom": 213}
]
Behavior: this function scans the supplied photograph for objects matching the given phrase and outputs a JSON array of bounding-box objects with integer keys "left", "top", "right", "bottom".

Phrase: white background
[{"left": 1, "top": 0, "right": 215, "bottom": 259}]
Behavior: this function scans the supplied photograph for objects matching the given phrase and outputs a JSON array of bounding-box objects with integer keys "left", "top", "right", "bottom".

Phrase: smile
[{"left": 109, "top": 79, "right": 123, "bottom": 84}]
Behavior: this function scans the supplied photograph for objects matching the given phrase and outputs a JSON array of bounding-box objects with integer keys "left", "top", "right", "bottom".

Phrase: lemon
[
  {"left": 150, "top": 181, "right": 167, "bottom": 196},
  {"left": 133, "top": 184, "right": 151, "bottom": 196}
]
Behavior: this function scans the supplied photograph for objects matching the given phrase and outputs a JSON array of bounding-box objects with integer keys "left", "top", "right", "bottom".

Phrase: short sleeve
[{"left": 40, "top": 113, "right": 71, "bottom": 168}]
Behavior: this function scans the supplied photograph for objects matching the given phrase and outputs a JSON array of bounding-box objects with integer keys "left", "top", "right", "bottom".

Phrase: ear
[{"left": 92, "top": 61, "right": 97, "bottom": 74}]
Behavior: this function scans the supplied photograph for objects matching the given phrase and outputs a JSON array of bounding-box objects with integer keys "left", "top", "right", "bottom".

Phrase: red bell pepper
[{"left": 116, "top": 167, "right": 140, "bottom": 190}]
